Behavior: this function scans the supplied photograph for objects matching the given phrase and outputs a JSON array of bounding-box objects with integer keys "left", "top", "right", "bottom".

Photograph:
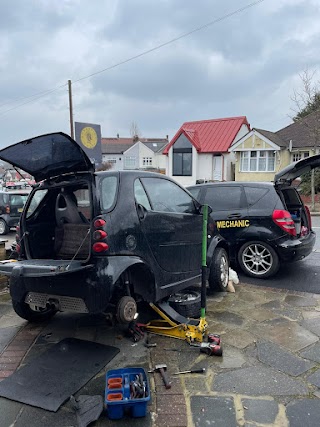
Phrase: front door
[
  {"left": 213, "top": 155, "right": 222, "bottom": 181},
  {"left": 134, "top": 177, "right": 202, "bottom": 273}
]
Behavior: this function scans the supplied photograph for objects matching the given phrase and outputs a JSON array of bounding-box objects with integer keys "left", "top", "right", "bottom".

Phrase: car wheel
[
  {"left": 0, "top": 219, "right": 9, "bottom": 235},
  {"left": 208, "top": 247, "right": 229, "bottom": 292},
  {"left": 168, "top": 289, "right": 201, "bottom": 318},
  {"left": 116, "top": 296, "right": 137, "bottom": 324},
  {"left": 238, "top": 241, "right": 280, "bottom": 279},
  {"left": 12, "top": 300, "right": 57, "bottom": 322}
]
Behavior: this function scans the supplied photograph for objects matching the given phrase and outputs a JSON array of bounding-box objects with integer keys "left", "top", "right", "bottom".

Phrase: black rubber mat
[{"left": 0, "top": 337, "right": 119, "bottom": 412}]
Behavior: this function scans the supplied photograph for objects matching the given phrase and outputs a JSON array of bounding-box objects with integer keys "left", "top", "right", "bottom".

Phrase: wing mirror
[{"left": 198, "top": 204, "right": 213, "bottom": 215}]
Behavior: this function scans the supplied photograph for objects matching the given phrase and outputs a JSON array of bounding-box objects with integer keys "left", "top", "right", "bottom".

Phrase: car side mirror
[{"left": 199, "top": 204, "right": 213, "bottom": 215}]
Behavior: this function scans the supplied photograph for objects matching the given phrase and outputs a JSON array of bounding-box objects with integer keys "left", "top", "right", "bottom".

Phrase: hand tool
[
  {"left": 174, "top": 368, "right": 206, "bottom": 375},
  {"left": 148, "top": 364, "right": 171, "bottom": 389},
  {"left": 190, "top": 342, "right": 222, "bottom": 356}
]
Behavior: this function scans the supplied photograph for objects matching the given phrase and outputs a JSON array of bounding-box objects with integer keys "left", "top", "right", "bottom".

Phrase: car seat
[{"left": 55, "top": 192, "right": 83, "bottom": 225}]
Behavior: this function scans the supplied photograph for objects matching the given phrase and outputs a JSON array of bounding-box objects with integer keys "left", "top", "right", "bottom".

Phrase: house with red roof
[{"left": 163, "top": 116, "right": 250, "bottom": 186}]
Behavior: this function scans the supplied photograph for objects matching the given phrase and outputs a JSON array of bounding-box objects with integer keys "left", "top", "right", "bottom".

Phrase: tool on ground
[
  {"left": 190, "top": 341, "right": 222, "bottom": 356},
  {"left": 174, "top": 368, "right": 206, "bottom": 375},
  {"left": 127, "top": 320, "right": 145, "bottom": 342},
  {"left": 144, "top": 334, "right": 157, "bottom": 348},
  {"left": 148, "top": 364, "right": 171, "bottom": 389}
]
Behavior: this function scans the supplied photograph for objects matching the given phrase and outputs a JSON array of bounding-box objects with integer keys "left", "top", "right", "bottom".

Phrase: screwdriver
[{"left": 173, "top": 368, "right": 206, "bottom": 375}]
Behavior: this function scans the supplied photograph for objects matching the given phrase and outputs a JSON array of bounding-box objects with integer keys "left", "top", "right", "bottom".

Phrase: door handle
[{"left": 227, "top": 213, "right": 242, "bottom": 219}]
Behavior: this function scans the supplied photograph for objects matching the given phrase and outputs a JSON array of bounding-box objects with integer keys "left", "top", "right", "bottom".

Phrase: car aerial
[
  {"left": 187, "top": 154, "right": 320, "bottom": 279},
  {"left": 0, "top": 132, "right": 229, "bottom": 323},
  {"left": 0, "top": 190, "right": 29, "bottom": 235}
]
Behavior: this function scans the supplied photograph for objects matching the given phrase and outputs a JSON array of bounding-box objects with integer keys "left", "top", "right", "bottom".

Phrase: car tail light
[
  {"left": 272, "top": 209, "right": 296, "bottom": 236},
  {"left": 94, "top": 218, "right": 106, "bottom": 228},
  {"left": 5, "top": 205, "right": 10, "bottom": 214},
  {"left": 305, "top": 205, "right": 312, "bottom": 229},
  {"left": 92, "top": 242, "right": 109, "bottom": 253},
  {"left": 93, "top": 217, "right": 109, "bottom": 252},
  {"left": 93, "top": 230, "right": 107, "bottom": 240}
]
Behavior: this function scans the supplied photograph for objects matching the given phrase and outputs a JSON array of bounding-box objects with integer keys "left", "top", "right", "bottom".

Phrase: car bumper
[{"left": 274, "top": 231, "right": 316, "bottom": 262}]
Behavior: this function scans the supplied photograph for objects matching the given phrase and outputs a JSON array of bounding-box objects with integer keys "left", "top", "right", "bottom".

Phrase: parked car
[
  {"left": 0, "top": 190, "right": 29, "bottom": 235},
  {"left": 187, "top": 154, "right": 320, "bottom": 279},
  {"left": 0, "top": 132, "right": 229, "bottom": 323}
]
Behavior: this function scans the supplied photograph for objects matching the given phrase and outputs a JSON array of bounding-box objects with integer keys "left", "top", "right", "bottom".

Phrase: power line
[{"left": 0, "top": 0, "right": 265, "bottom": 116}]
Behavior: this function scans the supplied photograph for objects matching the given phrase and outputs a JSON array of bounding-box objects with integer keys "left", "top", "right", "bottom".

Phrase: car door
[
  {"left": 201, "top": 185, "right": 249, "bottom": 243},
  {"left": 134, "top": 177, "right": 202, "bottom": 273}
]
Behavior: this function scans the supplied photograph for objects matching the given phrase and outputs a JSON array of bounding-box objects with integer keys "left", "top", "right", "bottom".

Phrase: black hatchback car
[
  {"left": 188, "top": 154, "right": 320, "bottom": 279},
  {"left": 0, "top": 132, "right": 229, "bottom": 323}
]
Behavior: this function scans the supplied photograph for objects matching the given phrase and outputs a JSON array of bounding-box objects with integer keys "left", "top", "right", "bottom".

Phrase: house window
[
  {"left": 292, "top": 151, "right": 309, "bottom": 162},
  {"left": 173, "top": 134, "right": 192, "bottom": 176},
  {"left": 106, "top": 158, "right": 117, "bottom": 164},
  {"left": 240, "top": 151, "right": 275, "bottom": 172},
  {"left": 124, "top": 156, "right": 136, "bottom": 169},
  {"left": 143, "top": 157, "right": 153, "bottom": 166}
]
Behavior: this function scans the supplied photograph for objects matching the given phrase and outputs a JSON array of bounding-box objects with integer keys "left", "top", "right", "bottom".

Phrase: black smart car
[
  {"left": 0, "top": 132, "right": 229, "bottom": 322},
  {"left": 188, "top": 154, "right": 320, "bottom": 279}
]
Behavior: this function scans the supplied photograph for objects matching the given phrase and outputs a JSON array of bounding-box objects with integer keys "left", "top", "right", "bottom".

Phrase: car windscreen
[{"left": 9, "top": 194, "right": 28, "bottom": 207}]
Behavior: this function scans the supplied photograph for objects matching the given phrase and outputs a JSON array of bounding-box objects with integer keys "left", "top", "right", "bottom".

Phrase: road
[{"left": 2, "top": 217, "right": 320, "bottom": 294}]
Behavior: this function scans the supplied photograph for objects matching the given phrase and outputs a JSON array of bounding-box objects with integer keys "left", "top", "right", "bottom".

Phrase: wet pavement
[{"left": 1, "top": 281, "right": 320, "bottom": 426}]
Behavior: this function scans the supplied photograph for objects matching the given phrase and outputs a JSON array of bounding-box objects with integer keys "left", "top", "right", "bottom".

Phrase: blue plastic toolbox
[{"left": 105, "top": 367, "right": 150, "bottom": 419}]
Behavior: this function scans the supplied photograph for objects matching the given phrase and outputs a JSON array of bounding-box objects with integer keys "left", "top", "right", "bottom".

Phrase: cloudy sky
[{"left": 1, "top": 0, "right": 320, "bottom": 147}]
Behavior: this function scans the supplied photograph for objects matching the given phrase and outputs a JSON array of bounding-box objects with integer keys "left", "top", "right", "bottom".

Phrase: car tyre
[
  {"left": 12, "top": 300, "right": 57, "bottom": 322},
  {"left": 0, "top": 218, "right": 9, "bottom": 235},
  {"left": 238, "top": 241, "right": 280, "bottom": 279},
  {"left": 208, "top": 247, "right": 229, "bottom": 292},
  {"left": 116, "top": 296, "right": 137, "bottom": 324},
  {"left": 168, "top": 289, "right": 201, "bottom": 318}
]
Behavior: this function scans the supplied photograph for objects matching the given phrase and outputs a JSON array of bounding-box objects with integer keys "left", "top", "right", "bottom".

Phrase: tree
[
  {"left": 96, "top": 162, "right": 113, "bottom": 171},
  {"left": 130, "top": 122, "right": 141, "bottom": 142},
  {"left": 291, "top": 69, "right": 320, "bottom": 210}
]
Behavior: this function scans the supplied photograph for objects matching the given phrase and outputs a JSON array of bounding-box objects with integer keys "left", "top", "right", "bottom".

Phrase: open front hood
[
  {"left": 0, "top": 132, "right": 94, "bottom": 182},
  {"left": 274, "top": 153, "right": 320, "bottom": 185}
]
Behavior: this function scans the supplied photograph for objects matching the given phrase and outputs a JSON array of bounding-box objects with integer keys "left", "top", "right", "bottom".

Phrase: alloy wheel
[{"left": 241, "top": 243, "right": 273, "bottom": 276}]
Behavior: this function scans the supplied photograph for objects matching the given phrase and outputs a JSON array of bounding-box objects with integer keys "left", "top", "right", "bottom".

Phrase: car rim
[
  {"left": 0, "top": 221, "right": 6, "bottom": 234},
  {"left": 242, "top": 243, "right": 273, "bottom": 275},
  {"left": 220, "top": 255, "right": 229, "bottom": 288}
]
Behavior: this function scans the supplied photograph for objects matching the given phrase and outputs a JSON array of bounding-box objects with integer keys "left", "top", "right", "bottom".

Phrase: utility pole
[{"left": 68, "top": 79, "right": 74, "bottom": 139}]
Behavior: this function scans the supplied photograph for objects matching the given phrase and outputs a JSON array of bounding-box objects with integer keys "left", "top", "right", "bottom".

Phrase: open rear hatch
[
  {"left": 0, "top": 132, "right": 94, "bottom": 182},
  {"left": 274, "top": 153, "right": 320, "bottom": 185}
]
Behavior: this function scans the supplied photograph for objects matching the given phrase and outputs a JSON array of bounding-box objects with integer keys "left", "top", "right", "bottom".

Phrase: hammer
[{"left": 148, "top": 364, "right": 171, "bottom": 389}]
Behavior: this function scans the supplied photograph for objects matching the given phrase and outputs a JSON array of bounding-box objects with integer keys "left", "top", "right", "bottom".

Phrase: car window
[
  {"left": 74, "top": 189, "right": 91, "bottom": 220},
  {"left": 101, "top": 176, "right": 118, "bottom": 211},
  {"left": 26, "top": 189, "right": 48, "bottom": 218},
  {"left": 141, "top": 177, "right": 195, "bottom": 213},
  {"left": 244, "top": 186, "right": 270, "bottom": 206},
  {"left": 204, "top": 186, "right": 244, "bottom": 211},
  {"left": 188, "top": 187, "right": 201, "bottom": 200},
  {"left": 134, "top": 179, "right": 151, "bottom": 210}
]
